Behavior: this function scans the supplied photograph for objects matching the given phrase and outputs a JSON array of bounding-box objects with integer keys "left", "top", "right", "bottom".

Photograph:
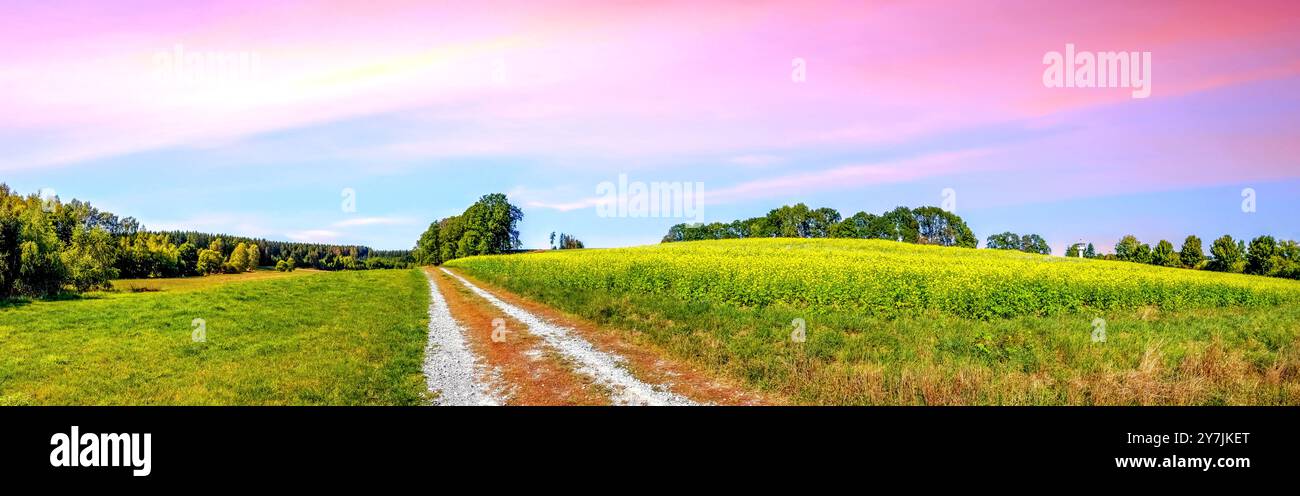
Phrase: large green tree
[
  {"left": 914, "top": 206, "right": 977, "bottom": 248},
  {"left": 246, "top": 243, "right": 260, "bottom": 270},
  {"left": 196, "top": 238, "right": 226, "bottom": 275},
  {"left": 766, "top": 203, "right": 814, "bottom": 238},
  {"left": 877, "top": 206, "right": 919, "bottom": 243},
  {"left": 1018, "top": 234, "right": 1051, "bottom": 255},
  {"left": 1179, "top": 235, "right": 1204, "bottom": 269},
  {"left": 228, "top": 242, "right": 251, "bottom": 272},
  {"left": 14, "top": 205, "right": 67, "bottom": 296},
  {"left": 1208, "top": 235, "right": 1245, "bottom": 273},
  {"left": 1246, "top": 235, "right": 1278, "bottom": 276},
  {"left": 415, "top": 194, "right": 524, "bottom": 265},
  {"left": 1115, "top": 235, "right": 1152, "bottom": 263},
  {"left": 60, "top": 227, "right": 119, "bottom": 291},
  {"left": 990, "top": 232, "right": 1024, "bottom": 251},
  {"left": 468, "top": 193, "right": 524, "bottom": 254},
  {"left": 1151, "top": 239, "right": 1180, "bottom": 267},
  {"left": 413, "top": 222, "right": 442, "bottom": 265},
  {"left": 830, "top": 212, "right": 878, "bottom": 239}
]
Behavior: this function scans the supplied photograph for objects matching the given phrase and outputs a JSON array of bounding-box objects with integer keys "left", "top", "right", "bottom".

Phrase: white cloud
[
  {"left": 286, "top": 230, "right": 344, "bottom": 243},
  {"left": 140, "top": 213, "right": 273, "bottom": 238},
  {"left": 519, "top": 148, "right": 996, "bottom": 213},
  {"left": 508, "top": 184, "right": 612, "bottom": 212},
  {"left": 704, "top": 148, "right": 995, "bottom": 205},
  {"left": 526, "top": 197, "right": 612, "bottom": 212},
  {"left": 331, "top": 216, "right": 412, "bottom": 227}
]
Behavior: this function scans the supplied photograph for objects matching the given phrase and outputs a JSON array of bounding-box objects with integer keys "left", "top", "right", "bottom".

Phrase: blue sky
[{"left": 6, "top": 132, "right": 1297, "bottom": 253}]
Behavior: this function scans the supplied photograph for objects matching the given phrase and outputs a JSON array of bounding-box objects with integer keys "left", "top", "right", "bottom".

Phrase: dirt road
[{"left": 421, "top": 267, "right": 767, "bottom": 406}]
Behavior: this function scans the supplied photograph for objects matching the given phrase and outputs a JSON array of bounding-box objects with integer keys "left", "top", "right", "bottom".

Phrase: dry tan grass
[{"left": 779, "top": 336, "right": 1300, "bottom": 406}]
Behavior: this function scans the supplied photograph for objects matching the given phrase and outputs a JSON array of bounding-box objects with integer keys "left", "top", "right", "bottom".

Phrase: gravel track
[
  {"left": 422, "top": 270, "right": 502, "bottom": 406},
  {"left": 441, "top": 268, "right": 696, "bottom": 406}
]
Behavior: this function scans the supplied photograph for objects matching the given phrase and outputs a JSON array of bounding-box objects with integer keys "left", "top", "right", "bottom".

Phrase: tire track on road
[
  {"left": 441, "top": 268, "right": 697, "bottom": 406},
  {"left": 422, "top": 269, "right": 503, "bottom": 406},
  {"left": 431, "top": 268, "right": 611, "bottom": 406}
]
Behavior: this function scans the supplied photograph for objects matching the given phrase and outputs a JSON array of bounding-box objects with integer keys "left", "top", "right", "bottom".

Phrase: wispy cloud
[
  {"left": 141, "top": 214, "right": 273, "bottom": 238},
  {"left": 705, "top": 149, "right": 995, "bottom": 205},
  {"left": 526, "top": 198, "right": 613, "bottom": 212},
  {"left": 509, "top": 184, "right": 612, "bottom": 213},
  {"left": 6, "top": 1, "right": 1297, "bottom": 171},
  {"left": 331, "top": 216, "right": 412, "bottom": 227},
  {"left": 520, "top": 148, "right": 996, "bottom": 213},
  {"left": 285, "top": 230, "right": 344, "bottom": 243}
]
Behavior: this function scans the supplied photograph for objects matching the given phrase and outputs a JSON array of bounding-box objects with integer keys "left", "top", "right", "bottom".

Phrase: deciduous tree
[
  {"left": 1151, "top": 239, "right": 1180, "bottom": 267},
  {"left": 1208, "top": 235, "right": 1244, "bottom": 273},
  {"left": 1179, "top": 235, "right": 1204, "bottom": 269}
]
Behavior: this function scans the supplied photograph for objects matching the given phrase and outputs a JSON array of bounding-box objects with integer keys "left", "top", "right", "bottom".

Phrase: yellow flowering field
[
  {"left": 446, "top": 238, "right": 1300, "bottom": 320},
  {"left": 446, "top": 239, "right": 1300, "bottom": 404}
]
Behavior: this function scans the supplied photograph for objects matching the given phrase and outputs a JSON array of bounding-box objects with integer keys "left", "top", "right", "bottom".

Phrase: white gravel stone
[
  {"left": 442, "top": 268, "right": 697, "bottom": 406},
  {"left": 422, "top": 270, "right": 502, "bottom": 406}
]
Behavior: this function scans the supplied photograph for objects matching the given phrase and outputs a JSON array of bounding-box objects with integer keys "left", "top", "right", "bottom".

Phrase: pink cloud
[
  {"left": 524, "top": 147, "right": 999, "bottom": 212},
  {"left": 1, "top": 0, "right": 1297, "bottom": 174},
  {"left": 704, "top": 148, "right": 998, "bottom": 205}
]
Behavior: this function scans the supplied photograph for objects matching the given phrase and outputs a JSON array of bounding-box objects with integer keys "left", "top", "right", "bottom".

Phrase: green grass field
[
  {"left": 0, "top": 269, "right": 430, "bottom": 406},
  {"left": 447, "top": 239, "right": 1300, "bottom": 405},
  {"left": 7, "top": 239, "right": 1299, "bottom": 406}
]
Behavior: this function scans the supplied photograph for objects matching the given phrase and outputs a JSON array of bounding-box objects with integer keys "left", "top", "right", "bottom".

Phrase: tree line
[
  {"left": 0, "top": 184, "right": 411, "bottom": 298},
  {"left": 154, "top": 231, "right": 412, "bottom": 274},
  {"left": 662, "top": 204, "right": 979, "bottom": 248},
  {"left": 985, "top": 232, "right": 1054, "bottom": 255},
  {"left": 412, "top": 193, "right": 524, "bottom": 265},
  {"left": 550, "top": 232, "right": 585, "bottom": 250},
  {"left": 658, "top": 201, "right": 1300, "bottom": 283},
  {"left": 1102, "top": 234, "right": 1300, "bottom": 280}
]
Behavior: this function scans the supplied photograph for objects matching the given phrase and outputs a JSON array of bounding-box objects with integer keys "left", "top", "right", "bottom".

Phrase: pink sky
[
  {"left": 1, "top": 1, "right": 1298, "bottom": 255},
  {"left": 3, "top": 1, "right": 1298, "bottom": 170}
]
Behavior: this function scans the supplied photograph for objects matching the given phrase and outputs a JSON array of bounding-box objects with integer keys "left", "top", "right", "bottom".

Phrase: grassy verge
[{"left": 0, "top": 269, "right": 430, "bottom": 406}]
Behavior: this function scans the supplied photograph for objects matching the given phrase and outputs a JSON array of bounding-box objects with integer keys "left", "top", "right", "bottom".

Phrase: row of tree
[
  {"left": 2, "top": 186, "right": 126, "bottom": 296},
  {"left": 0, "top": 184, "right": 412, "bottom": 298},
  {"left": 1064, "top": 243, "right": 1099, "bottom": 259},
  {"left": 412, "top": 194, "right": 524, "bottom": 265},
  {"left": 550, "top": 232, "right": 585, "bottom": 250},
  {"left": 1109, "top": 234, "right": 1300, "bottom": 279},
  {"left": 152, "top": 231, "right": 412, "bottom": 274},
  {"left": 657, "top": 202, "right": 1300, "bottom": 283},
  {"left": 986, "top": 232, "right": 1053, "bottom": 255},
  {"left": 662, "top": 204, "right": 979, "bottom": 247}
]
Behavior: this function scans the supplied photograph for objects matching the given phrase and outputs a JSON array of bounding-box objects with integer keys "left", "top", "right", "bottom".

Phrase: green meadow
[{"left": 0, "top": 269, "right": 430, "bottom": 406}]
